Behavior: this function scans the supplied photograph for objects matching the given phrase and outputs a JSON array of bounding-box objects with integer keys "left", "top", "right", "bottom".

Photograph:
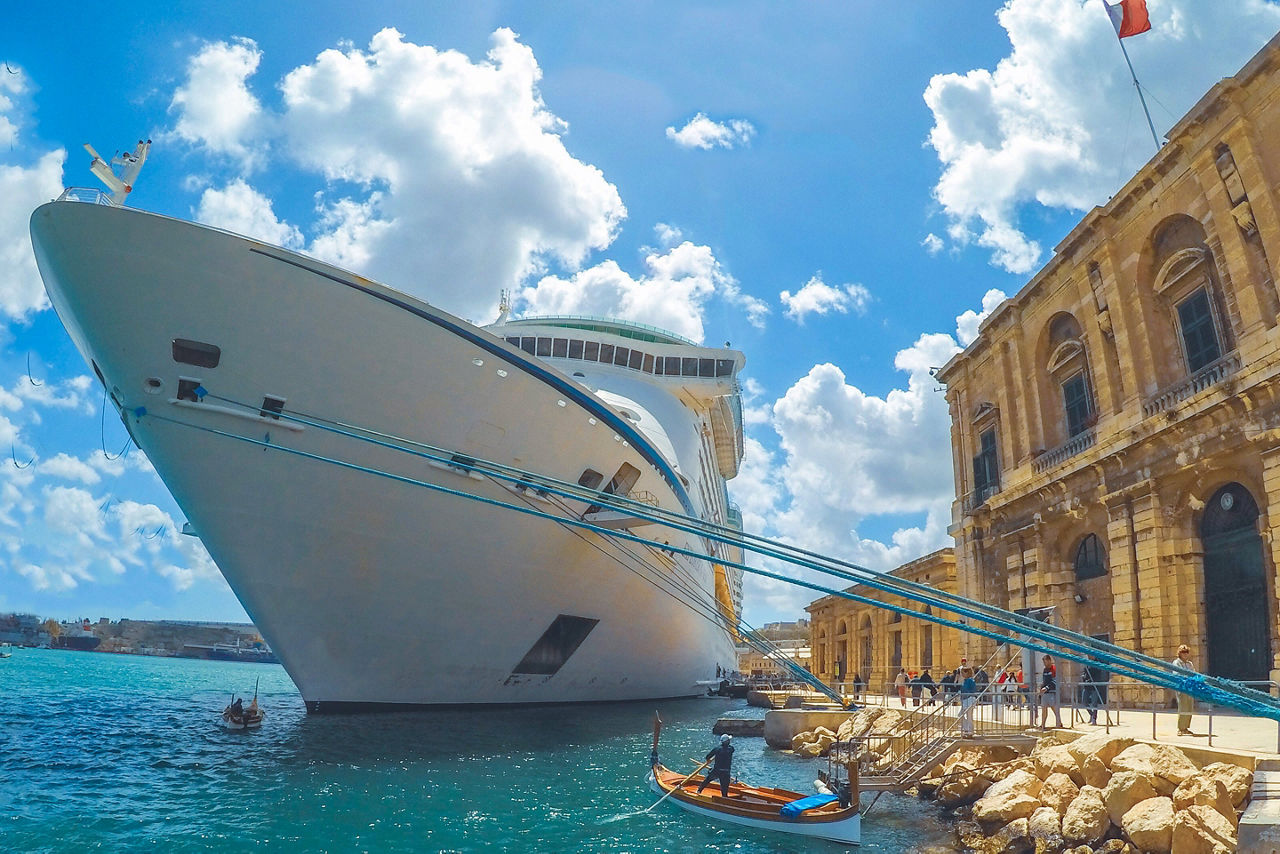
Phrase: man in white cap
[{"left": 696, "top": 733, "right": 735, "bottom": 797}]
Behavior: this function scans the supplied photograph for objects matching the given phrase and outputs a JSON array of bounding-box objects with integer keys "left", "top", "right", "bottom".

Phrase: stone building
[
  {"left": 935, "top": 33, "right": 1280, "bottom": 695},
  {"left": 737, "top": 639, "right": 810, "bottom": 679},
  {"left": 806, "top": 549, "right": 968, "bottom": 692}
]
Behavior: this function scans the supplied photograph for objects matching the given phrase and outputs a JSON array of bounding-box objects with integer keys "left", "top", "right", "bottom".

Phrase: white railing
[{"left": 57, "top": 187, "right": 114, "bottom": 205}]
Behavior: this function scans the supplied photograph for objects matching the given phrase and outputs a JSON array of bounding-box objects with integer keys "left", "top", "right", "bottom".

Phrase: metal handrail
[{"left": 56, "top": 187, "right": 115, "bottom": 205}]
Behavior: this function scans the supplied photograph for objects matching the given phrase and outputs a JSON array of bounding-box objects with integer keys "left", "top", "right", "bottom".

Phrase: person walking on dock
[
  {"left": 1172, "top": 644, "right": 1196, "bottom": 735},
  {"left": 1081, "top": 656, "right": 1109, "bottom": 725},
  {"left": 1038, "top": 654, "right": 1063, "bottom": 729},
  {"left": 696, "top": 734, "right": 735, "bottom": 798},
  {"left": 894, "top": 667, "right": 909, "bottom": 706},
  {"left": 959, "top": 667, "right": 977, "bottom": 736}
]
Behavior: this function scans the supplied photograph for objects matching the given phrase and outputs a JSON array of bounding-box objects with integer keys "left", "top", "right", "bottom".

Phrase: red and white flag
[{"left": 1105, "top": 0, "right": 1152, "bottom": 39}]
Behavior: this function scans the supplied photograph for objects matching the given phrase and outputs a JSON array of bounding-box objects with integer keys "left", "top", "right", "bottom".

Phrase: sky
[{"left": 3, "top": 0, "right": 1279, "bottom": 627}]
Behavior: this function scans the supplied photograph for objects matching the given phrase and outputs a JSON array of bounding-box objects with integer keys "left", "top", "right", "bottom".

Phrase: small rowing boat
[{"left": 645, "top": 713, "right": 860, "bottom": 845}]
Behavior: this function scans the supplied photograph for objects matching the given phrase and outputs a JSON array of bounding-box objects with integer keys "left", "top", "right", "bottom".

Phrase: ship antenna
[
  {"left": 496, "top": 289, "right": 512, "bottom": 324},
  {"left": 83, "top": 139, "right": 152, "bottom": 206}
]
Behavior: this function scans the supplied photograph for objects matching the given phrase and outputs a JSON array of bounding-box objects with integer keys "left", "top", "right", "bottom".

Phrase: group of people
[{"left": 877, "top": 651, "right": 1124, "bottom": 731}]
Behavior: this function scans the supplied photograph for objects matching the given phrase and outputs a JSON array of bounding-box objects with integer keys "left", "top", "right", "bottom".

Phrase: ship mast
[{"left": 83, "top": 139, "right": 151, "bottom": 206}]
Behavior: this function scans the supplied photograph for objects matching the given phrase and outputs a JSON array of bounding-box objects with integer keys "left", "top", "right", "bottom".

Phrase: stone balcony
[
  {"left": 1032, "top": 428, "right": 1097, "bottom": 474},
  {"left": 1141, "top": 351, "right": 1242, "bottom": 419}
]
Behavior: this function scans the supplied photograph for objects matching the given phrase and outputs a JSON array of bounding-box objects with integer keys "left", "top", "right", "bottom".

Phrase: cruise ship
[{"left": 29, "top": 178, "right": 747, "bottom": 708}]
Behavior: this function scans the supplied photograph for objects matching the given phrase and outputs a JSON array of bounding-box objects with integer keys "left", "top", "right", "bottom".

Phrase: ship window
[
  {"left": 536, "top": 338, "right": 552, "bottom": 357},
  {"left": 629, "top": 350, "right": 643, "bottom": 370},
  {"left": 177, "top": 378, "right": 203, "bottom": 403},
  {"left": 584, "top": 341, "right": 600, "bottom": 361},
  {"left": 568, "top": 339, "right": 584, "bottom": 359},
  {"left": 172, "top": 339, "right": 221, "bottom": 369},
  {"left": 577, "top": 468, "right": 604, "bottom": 490},
  {"left": 642, "top": 354, "right": 654, "bottom": 373},
  {"left": 605, "top": 462, "right": 642, "bottom": 497},
  {"left": 599, "top": 344, "right": 615, "bottom": 364},
  {"left": 614, "top": 347, "right": 629, "bottom": 367},
  {"left": 552, "top": 338, "right": 568, "bottom": 358},
  {"left": 682, "top": 357, "right": 698, "bottom": 376},
  {"left": 699, "top": 358, "right": 715, "bottom": 377},
  {"left": 511, "top": 614, "right": 600, "bottom": 675},
  {"left": 716, "top": 359, "right": 734, "bottom": 377},
  {"left": 505, "top": 336, "right": 520, "bottom": 347},
  {"left": 654, "top": 357, "right": 665, "bottom": 375},
  {"left": 259, "top": 396, "right": 286, "bottom": 419},
  {"left": 448, "top": 453, "right": 477, "bottom": 473},
  {"left": 520, "top": 337, "right": 536, "bottom": 354}
]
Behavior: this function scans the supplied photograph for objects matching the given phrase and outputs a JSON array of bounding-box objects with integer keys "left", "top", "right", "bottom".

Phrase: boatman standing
[{"left": 696, "top": 734, "right": 735, "bottom": 798}]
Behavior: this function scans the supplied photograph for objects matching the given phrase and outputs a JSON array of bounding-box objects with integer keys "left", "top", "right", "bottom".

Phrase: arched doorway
[{"left": 1201, "top": 483, "right": 1272, "bottom": 681}]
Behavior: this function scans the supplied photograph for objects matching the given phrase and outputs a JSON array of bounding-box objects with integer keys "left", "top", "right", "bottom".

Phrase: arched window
[
  {"left": 1045, "top": 312, "right": 1095, "bottom": 439},
  {"left": 1074, "top": 533, "right": 1106, "bottom": 581}
]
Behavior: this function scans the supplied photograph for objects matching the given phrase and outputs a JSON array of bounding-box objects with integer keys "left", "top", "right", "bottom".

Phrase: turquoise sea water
[{"left": 1, "top": 649, "right": 958, "bottom": 852}]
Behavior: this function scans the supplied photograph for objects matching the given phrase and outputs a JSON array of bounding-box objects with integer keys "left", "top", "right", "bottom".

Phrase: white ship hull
[{"left": 31, "top": 200, "right": 739, "bottom": 708}]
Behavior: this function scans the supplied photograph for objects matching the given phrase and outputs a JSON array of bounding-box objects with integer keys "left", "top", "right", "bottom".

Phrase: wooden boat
[
  {"left": 646, "top": 714, "right": 860, "bottom": 845},
  {"left": 221, "top": 680, "right": 266, "bottom": 730},
  {"left": 221, "top": 695, "right": 265, "bottom": 729}
]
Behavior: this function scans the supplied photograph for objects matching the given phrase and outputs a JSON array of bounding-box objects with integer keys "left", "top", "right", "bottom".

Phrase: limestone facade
[
  {"left": 736, "top": 640, "right": 810, "bottom": 679},
  {"left": 935, "top": 34, "right": 1280, "bottom": 698},
  {"left": 806, "top": 549, "right": 967, "bottom": 692}
]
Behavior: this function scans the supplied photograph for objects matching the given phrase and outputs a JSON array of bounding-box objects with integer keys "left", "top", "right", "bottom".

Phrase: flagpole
[{"left": 1116, "top": 37, "right": 1161, "bottom": 151}]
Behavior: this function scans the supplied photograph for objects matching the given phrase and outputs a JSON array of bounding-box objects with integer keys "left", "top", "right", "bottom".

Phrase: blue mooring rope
[{"left": 131, "top": 398, "right": 1280, "bottom": 721}]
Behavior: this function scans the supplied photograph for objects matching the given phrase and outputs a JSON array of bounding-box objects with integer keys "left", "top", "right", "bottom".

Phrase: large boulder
[
  {"left": 790, "top": 730, "right": 814, "bottom": 751},
  {"left": 1172, "top": 775, "right": 1236, "bottom": 826},
  {"left": 989, "top": 757, "right": 1036, "bottom": 782},
  {"left": 973, "top": 769, "right": 1044, "bottom": 828},
  {"left": 797, "top": 740, "right": 825, "bottom": 758},
  {"left": 1065, "top": 732, "right": 1134, "bottom": 768},
  {"left": 870, "top": 709, "right": 907, "bottom": 734},
  {"left": 1170, "top": 803, "right": 1237, "bottom": 854},
  {"left": 937, "top": 763, "right": 992, "bottom": 808},
  {"left": 1062, "top": 787, "right": 1110, "bottom": 846},
  {"left": 836, "top": 708, "right": 882, "bottom": 740},
  {"left": 1032, "top": 744, "right": 1082, "bottom": 784},
  {"left": 1028, "top": 805, "right": 1063, "bottom": 850},
  {"left": 1110, "top": 743, "right": 1158, "bottom": 778},
  {"left": 1096, "top": 841, "right": 1138, "bottom": 853},
  {"left": 1149, "top": 743, "right": 1199, "bottom": 789},
  {"left": 1080, "top": 752, "right": 1111, "bottom": 789},
  {"left": 1196, "top": 762, "right": 1253, "bottom": 809},
  {"left": 1121, "top": 796, "right": 1174, "bottom": 853},
  {"left": 1038, "top": 772, "right": 1080, "bottom": 815},
  {"left": 985, "top": 817, "right": 1033, "bottom": 854},
  {"left": 1103, "top": 771, "right": 1158, "bottom": 825}
]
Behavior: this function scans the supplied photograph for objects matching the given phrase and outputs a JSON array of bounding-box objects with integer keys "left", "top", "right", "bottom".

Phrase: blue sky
[{"left": 3, "top": 0, "right": 1279, "bottom": 626}]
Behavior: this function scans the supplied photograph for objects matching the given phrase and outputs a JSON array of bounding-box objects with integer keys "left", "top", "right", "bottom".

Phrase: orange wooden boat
[{"left": 646, "top": 714, "right": 860, "bottom": 845}]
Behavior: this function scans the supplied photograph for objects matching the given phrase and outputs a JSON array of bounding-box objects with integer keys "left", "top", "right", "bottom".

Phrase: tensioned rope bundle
[{"left": 127, "top": 390, "right": 1280, "bottom": 720}]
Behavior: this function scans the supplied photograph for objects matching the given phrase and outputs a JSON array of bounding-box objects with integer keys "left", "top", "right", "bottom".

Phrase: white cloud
[
  {"left": 0, "top": 87, "right": 64, "bottom": 318},
  {"left": 779, "top": 275, "right": 871, "bottom": 323},
  {"left": 921, "top": 233, "right": 944, "bottom": 255},
  {"left": 168, "top": 37, "right": 266, "bottom": 169},
  {"left": 666, "top": 113, "right": 756, "bottom": 150},
  {"left": 271, "top": 27, "right": 626, "bottom": 320},
  {"left": 193, "top": 179, "right": 303, "bottom": 249},
  {"left": 955, "top": 288, "right": 1008, "bottom": 347},
  {"left": 518, "top": 240, "right": 765, "bottom": 342},
  {"left": 924, "top": 0, "right": 1280, "bottom": 273},
  {"left": 17, "top": 562, "right": 79, "bottom": 592},
  {"left": 653, "top": 223, "right": 684, "bottom": 248},
  {"left": 733, "top": 296, "right": 1005, "bottom": 620},
  {"left": 40, "top": 453, "right": 102, "bottom": 485}
]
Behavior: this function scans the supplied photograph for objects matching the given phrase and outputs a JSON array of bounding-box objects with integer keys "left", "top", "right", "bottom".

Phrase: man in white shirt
[{"left": 1172, "top": 644, "right": 1195, "bottom": 735}]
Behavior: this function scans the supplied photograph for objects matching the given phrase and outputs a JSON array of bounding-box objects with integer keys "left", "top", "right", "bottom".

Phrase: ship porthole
[
  {"left": 496, "top": 369, "right": 508, "bottom": 378},
  {"left": 143, "top": 377, "right": 163, "bottom": 395},
  {"left": 557, "top": 399, "right": 567, "bottom": 408},
  {"left": 588, "top": 417, "right": 597, "bottom": 425},
  {"left": 472, "top": 358, "right": 484, "bottom": 367}
]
